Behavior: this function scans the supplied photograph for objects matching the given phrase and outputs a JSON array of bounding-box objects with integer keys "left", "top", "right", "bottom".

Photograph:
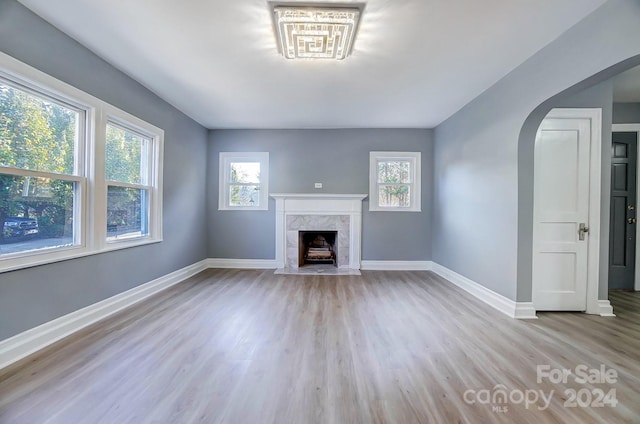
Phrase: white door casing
[
  {"left": 612, "top": 123, "right": 640, "bottom": 292},
  {"left": 532, "top": 108, "right": 602, "bottom": 313}
]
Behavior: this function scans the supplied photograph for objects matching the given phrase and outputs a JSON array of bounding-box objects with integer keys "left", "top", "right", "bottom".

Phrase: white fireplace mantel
[
  {"left": 271, "top": 193, "right": 368, "bottom": 199},
  {"left": 270, "top": 193, "right": 367, "bottom": 271}
]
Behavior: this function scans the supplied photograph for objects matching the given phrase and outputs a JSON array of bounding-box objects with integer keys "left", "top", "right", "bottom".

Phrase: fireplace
[
  {"left": 271, "top": 193, "right": 367, "bottom": 274},
  {"left": 299, "top": 231, "right": 337, "bottom": 267},
  {"left": 286, "top": 215, "right": 348, "bottom": 268}
]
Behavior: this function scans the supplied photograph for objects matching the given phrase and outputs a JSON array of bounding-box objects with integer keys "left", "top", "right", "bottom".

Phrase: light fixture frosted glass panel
[{"left": 273, "top": 6, "right": 360, "bottom": 60}]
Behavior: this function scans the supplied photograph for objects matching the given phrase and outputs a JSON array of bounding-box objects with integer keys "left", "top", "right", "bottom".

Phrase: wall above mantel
[{"left": 207, "top": 128, "right": 433, "bottom": 262}]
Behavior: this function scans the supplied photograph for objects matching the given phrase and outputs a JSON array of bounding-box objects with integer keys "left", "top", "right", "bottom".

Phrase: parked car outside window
[{"left": 3, "top": 217, "right": 39, "bottom": 239}]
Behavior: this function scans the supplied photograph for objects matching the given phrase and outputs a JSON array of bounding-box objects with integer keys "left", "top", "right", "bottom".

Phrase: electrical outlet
[{"left": 314, "top": 183, "right": 322, "bottom": 189}]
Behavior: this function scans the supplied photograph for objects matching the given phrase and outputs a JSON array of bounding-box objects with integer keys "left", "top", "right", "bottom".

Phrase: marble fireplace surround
[{"left": 271, "top": 194, "right": 367, "bottom": 273}]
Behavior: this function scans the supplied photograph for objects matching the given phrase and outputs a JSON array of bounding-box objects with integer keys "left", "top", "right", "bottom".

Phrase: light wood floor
[{"left": 1, "top": 270, "right": 639, "bottom": 423}]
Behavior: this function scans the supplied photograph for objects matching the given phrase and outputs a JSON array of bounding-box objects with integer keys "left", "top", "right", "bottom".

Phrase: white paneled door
[{"left": 533, "top": 109, "right": 601, "bottom": 311}]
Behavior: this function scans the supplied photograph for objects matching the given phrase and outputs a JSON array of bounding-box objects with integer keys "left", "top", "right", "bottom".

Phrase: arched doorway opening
[{"left": 517, "top": 55, "right": 640, "bottom": 315}]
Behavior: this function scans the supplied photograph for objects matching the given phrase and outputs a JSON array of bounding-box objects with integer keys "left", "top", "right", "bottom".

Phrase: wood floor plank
[{"left": 1, "top": 269, "right": 639, "bottom": 423}]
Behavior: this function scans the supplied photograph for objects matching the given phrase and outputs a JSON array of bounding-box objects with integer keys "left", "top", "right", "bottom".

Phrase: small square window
[
  {"left": 219, "top": 152, "right": 269, "bottom": 210},
  {"left": 369, "top": 152, "right": 421, "bottom": 212}
]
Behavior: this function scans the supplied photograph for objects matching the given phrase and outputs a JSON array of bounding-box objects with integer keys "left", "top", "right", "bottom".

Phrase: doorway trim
[
  {"left": 612, "top": 123, "right": 640, "bottom": 292},
  {"left": 533, "top": 108, "right": 602, "bottom": 314}
]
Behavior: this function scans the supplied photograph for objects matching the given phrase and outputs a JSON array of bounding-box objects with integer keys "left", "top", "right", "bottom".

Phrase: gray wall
[
  {"left": 434, "top": 0, "right": 640, "bottom": 301},
  {"left": 0, "top": 0, "right": 208, "bottom": 340},
  {"left": 207, "top": 129, "right": 433, "bottom": 261},
  {"left": 613, "top": 103, "right": 640, "bottom": 124}
]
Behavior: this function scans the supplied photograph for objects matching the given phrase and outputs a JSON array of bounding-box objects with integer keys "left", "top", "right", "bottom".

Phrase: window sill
[
  {"left": 369, "top": 207, "right": 422, "bottom": 212},
  {"left": 0, "top": 237, "right": 162, "bottom": 274}
]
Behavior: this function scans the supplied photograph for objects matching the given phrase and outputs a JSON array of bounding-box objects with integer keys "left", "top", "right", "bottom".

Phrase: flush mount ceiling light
[{"left": 272, "top": 5, "right": 361, "bottom": 60}]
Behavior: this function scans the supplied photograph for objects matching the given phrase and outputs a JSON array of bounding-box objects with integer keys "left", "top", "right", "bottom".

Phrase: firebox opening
[{"left": 299, "top": 231, "right": 337, "bottom": 267}]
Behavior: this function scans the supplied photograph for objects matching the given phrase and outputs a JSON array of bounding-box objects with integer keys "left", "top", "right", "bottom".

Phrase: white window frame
[
  {"left": 369, "top": 151, "right": 421, "bottom": 212},
  {"left": 0, "top": 51, "right": 163, "bottom": 273},
  {"left": 218, "top": 152, "right": 269, "bottom": 211},
  {"left": 101, "top": 114, "right": 163, "bottom": 246}
]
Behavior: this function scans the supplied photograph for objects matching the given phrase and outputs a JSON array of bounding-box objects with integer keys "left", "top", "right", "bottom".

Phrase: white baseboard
[
  {"left": 596, "top": 300, "right": 615, "bottom": 317},
  {"left": 360, "top": 260, "right": 433, "bottom": 271},
  {"left": 0, "top": 259, "right": 209, "bottom": 371},
  {"left": 1, "top": 257, "right": 552, "bottom": 371},
  {"left": 431, "top": 263, "right": 538, "bottom": 319},
  {"left": 513, "top": 302, "right": 538, "bottom": 319},
  {"left": 206, "top": 258, "right": 278, "bottom": 269}
]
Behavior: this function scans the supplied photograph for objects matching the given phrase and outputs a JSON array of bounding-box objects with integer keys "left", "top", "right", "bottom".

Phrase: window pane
[
  {"left": 106, "top": 124, "right": 150, "bottom": 184},
  {"left": 0, "top": 174, "right": 75, "bottom": 255},
  {"left": 230, "top": 162, "right": 260, "bottom": 183},
  {"left": 229, "top": 184, "right": 260, "bottom": 207},
  {"left": 378, "top": 160, "right": 410, "bottom": 183},
  {"left": 0, "top": 82, "right": 78, "bottom": 175},
  {"left": 378, "top": 185, "right": 411, "bottom": 207},
  {"left": 107, "top": 186, "right": 149, "bottom": 240}
]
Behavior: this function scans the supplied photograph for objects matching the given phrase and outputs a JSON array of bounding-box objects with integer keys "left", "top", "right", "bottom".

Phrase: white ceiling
[{"left": 17, "top": 0, "right": 607, "bottom": 129}]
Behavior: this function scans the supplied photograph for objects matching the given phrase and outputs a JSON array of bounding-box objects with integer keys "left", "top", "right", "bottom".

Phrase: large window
[
  {"left": 219, "top": 152, "right": 269, "bottom": 210},
  {"left": 0, "top": 79, "right": 83, "bottom": 257},
  {"left": 0, "top": 52, "right": 163, "bottom": 272},
  {"left": 105, "top": 122, "right": 155, "bottom": 241},
  {"left": 369, "top": 151, "right": 421, "bottom": 212}
]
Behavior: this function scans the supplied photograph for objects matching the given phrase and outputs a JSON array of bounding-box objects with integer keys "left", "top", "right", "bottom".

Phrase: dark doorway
[
  {"left": 299, "top": 231, "right": 337, "bottom": 267},
  {"left": 609, "top": 132, "right": 637, "bottom": 290}
]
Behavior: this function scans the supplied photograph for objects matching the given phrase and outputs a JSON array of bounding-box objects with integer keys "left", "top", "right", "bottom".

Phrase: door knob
[
  {"left": 628, "top": 218, "right": 637, "bottom": 224},
  {"left": 629, "top": 205, "right": 636, "bottom": 211},
  {"left": 579, "top": 223, "right": 589, "bottom": 241}
]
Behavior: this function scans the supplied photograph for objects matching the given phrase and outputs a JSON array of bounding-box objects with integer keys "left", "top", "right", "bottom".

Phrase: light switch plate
[{"left": 314, "top": 183, "right": 322, "bottom": 189}]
